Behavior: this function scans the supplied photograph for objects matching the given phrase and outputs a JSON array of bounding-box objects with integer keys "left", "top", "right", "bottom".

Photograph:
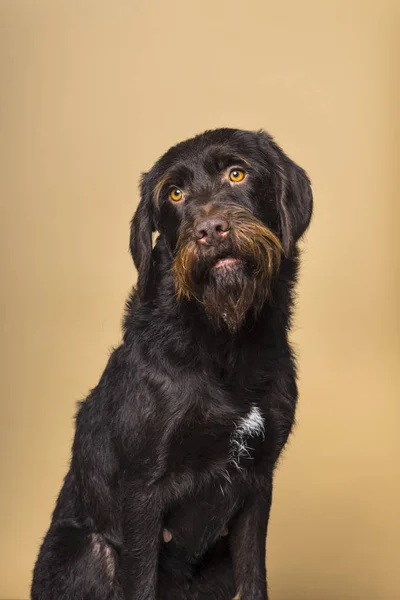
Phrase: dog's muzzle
[{"left": 172, "top": 206, "right": 283, "bottom": 330}]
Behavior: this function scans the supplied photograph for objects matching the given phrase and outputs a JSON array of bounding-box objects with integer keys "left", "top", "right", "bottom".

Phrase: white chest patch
[{"left": 229, "top": 405, "right": 265, "bottom": 469}]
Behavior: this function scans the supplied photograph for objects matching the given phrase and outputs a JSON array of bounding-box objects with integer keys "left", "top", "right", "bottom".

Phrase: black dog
[{"left": 31, "top": 128, "right": 312, "bottom": 600}]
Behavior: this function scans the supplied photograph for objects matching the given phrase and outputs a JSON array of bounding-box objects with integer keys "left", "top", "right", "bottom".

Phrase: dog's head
[{"left": 130, "top": 129, "right": 312, "bottom": 331}]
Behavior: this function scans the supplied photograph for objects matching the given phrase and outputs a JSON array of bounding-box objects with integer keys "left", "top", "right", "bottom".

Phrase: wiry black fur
[{"left": 31, "top": 128, "right": 312, "bottom": 600}]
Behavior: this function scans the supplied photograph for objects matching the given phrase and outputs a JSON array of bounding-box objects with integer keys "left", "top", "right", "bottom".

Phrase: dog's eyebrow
[
  {"left": 211, "top": 152, "right": 251, "bottom": 171},
  {"left": 228, "top": 155, "right": 251, "bottom": 167}
]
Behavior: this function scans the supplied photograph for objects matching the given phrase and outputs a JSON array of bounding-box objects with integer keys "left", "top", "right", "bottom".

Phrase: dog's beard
[
  {"left": 172, "top": 207, "right": 283, "bottom": 332},
  {"left": 202, "top": 261, "right": 265, "bottom": 331}
]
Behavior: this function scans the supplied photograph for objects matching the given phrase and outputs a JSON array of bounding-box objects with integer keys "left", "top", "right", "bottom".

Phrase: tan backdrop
[{"left": 1, "top": 1, "right": 399, "bottom": 598}]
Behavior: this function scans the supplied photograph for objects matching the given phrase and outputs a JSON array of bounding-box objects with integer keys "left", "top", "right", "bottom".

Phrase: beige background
[{"left": 1, "top": 1, "right": 399, "bottom": 598}]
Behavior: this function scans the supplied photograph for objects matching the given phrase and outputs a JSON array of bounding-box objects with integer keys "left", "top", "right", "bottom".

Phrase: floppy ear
[
  {"left": 258, "top": 132, "right": 313, "bottom": 257},
  {"left": 277, "top": 159, "right": 313, "bottom": 256},
  {"left": 130, "top": 173, "right": 156, "bottom": 301}
]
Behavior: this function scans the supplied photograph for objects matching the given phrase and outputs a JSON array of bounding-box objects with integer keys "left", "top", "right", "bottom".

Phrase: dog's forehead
[{"left": 152, "top": 129, "right": 260, "bottom": 177}]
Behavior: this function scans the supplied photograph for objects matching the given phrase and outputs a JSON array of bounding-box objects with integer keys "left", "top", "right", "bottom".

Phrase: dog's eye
[
  {"left": 169, "top": 188, "right": 183, "bottom": 202},
  {"left": 229, "top": 168, "right": 245, "bottom": 183}
]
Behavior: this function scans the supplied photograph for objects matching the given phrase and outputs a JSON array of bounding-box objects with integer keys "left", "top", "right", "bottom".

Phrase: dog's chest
[
  {"left": 228, "top": 405, "right": 265, "bottom": 468},
  {"left": 166, "top": 404, "right": 265, "bottom": 473}
]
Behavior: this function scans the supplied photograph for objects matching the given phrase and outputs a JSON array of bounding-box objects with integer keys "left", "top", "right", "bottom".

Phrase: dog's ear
[
  {"left": 258, "top": 132, "right": 313, "bottom": 256},
  {"left": 130, "top": 173, "right": 156, "bottom": 301},
  {"left": 277, "top": 160, "right": 313, "bottom": 257}
]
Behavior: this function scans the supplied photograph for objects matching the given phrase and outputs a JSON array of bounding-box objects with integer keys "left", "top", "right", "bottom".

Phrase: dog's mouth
[{"left": 213, "top": 257, "right": 243, "bottom": 270}]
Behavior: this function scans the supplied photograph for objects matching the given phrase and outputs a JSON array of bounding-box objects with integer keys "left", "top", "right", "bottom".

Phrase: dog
[{"left": 31, "top": 128, "right": 313, "bottom": 600}]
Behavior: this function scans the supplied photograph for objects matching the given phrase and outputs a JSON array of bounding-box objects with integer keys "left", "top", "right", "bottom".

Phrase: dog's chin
[
  {"left": 201, "top": 258, "right": 264, "bottom": 332},
  {"left": 206, "top": 256, "right": 247, "bottom": 290}
]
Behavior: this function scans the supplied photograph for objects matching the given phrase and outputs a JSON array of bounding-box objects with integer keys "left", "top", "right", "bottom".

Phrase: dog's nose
[{"left": 194, "top": 216, "right": 230, "bottom": 246}]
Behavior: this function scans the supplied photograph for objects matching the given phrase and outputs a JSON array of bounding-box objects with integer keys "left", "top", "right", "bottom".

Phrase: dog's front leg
[
  {"left": 230, "top": 480, "right": 273, "bottom": 600},
  {"left": 120, "top": 479, "right": 163, "bottom": 600}
]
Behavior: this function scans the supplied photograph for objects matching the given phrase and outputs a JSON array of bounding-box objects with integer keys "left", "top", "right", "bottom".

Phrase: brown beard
[{"left": 172, "top": 206, "right": 283, "bottom": 331}]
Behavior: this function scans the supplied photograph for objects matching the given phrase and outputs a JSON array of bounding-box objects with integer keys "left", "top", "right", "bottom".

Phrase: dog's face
[{"left": 131, "top": 129, "right": 312, "bottom": 331}]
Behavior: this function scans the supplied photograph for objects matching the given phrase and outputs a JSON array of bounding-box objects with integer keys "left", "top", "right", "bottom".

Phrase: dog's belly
[{"left": 162, "top": 477, "right": 244, "bottom": 563}]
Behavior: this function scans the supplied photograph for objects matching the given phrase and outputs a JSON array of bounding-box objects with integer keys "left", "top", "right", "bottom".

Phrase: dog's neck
[{"left": 124, "top": 238, "right": 298, "bottom": 380}]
